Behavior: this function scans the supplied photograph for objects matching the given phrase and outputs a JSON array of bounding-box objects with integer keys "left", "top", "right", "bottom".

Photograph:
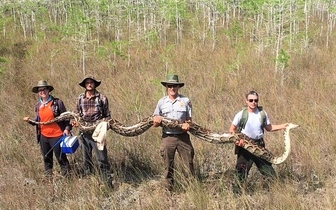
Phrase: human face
[
  {"left": 38, "top": 87, "right": 49, "bottom": 97},
  {"left": 166, "top": 84, "right": 180, "bottom": 98},
  {"left": 246, "top": 94, "right": 258, "bottom": 109},
  {"left": 85, "top": 79, "right": 96, "bottom": 91}
]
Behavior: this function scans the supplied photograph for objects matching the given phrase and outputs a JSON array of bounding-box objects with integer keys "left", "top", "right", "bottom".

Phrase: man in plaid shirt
[{"left": 75, "top": 75, "right": 113, "bottom": 189}]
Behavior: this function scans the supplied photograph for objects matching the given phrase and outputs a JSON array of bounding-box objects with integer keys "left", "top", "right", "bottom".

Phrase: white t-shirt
[{"left": 232, "top": 109, "right": 271, "bottom": 139}]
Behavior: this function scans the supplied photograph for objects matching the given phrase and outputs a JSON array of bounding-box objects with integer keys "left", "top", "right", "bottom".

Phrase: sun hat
[
  {"left": 79, "top": 75, "right": 101, "bottom": 88},
  {"left": 32, "top": 80, "right": 54, "bottom": 93},
  {"left": 160, "top": 74, "right": 185, "bottom": 87}
]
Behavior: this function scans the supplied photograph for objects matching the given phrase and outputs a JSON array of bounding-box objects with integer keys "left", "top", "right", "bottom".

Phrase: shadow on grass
[{"left": 111, "top": 147, "right": 160, "bottom": 184}]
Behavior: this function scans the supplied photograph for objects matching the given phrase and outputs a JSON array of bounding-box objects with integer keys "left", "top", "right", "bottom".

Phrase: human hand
[
  {"left": 235, "top": 139, "right": 245, "bottom": 147},
  {"left": 64, "top": 129, "right": 71, "bottom": 136},
  {"left": 72, "top": 121, "right": 79, "bottom": 127},
  {"left": 283, "top": 123, "right": 289, "bottom": 129},
  {"left": 153, "top": 116, "right": 163, "bottom": 127},
  {"left": 23, "top": 117, "right": 30, "bottom": 122},
  {"left": 181, "top": 122, "right": 190, "bottom": 131}
]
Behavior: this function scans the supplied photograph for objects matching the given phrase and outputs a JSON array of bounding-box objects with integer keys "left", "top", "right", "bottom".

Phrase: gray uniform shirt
[{"left": 153, "top": 94, "right": 192, "bottom": 134}]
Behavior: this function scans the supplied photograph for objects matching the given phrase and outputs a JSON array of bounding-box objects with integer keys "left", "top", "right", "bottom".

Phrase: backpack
[
  {"left": 237, "top": 106, "right": 266, "bottom": 133},
  {"left": 78, "top": 93, "right": 103, "bottom": 118}
]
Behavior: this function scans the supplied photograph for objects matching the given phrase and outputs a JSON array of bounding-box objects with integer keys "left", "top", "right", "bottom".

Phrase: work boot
[
  {"left": 43, "top": 170, "right": 53, "bottom": 183},
  {"left": 79, "top": 166, "right": 94, "bottom": 178},
  {"left": 61, "top": 165, "right": 72, "bottom": 178},
  {"left": 104, "top": 173, "right": 114, "bottom": 189},
  {"left": 232, "top": 183, "right": 242, "bottom": 195}
]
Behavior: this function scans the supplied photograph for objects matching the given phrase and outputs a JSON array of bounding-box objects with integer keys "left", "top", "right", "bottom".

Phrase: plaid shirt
[{"left": 76, "top": 91, "right": 111, "bottom": 122}]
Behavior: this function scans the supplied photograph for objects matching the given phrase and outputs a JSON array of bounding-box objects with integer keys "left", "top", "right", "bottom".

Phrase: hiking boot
[
  {"left": 78, "top": 167, "right": 94, "bottom": 178},
  {"left": 105, "top": 173, "right": 114, "bottom": 189},
  {"left": 232, "top": 183, "right": 242, "bottom": 195},
  {"left": 45, "top": 169, "right": 53, "bottom": 177},
  {"left": 61, "top": 165, "right": 72, "bottom": 178},
  {"left": 42, "top": 170, "right": 53, "bottom": 183}
]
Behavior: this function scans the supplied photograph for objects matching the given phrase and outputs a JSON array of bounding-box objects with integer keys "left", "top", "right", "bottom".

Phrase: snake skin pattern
[{"left": 28, "top": 111, "right": 299, "bottom": 164}]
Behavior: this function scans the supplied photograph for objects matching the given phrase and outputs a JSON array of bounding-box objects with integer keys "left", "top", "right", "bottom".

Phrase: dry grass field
[{"left": 1, "top": 1, "right": 336, "bottom": 209}]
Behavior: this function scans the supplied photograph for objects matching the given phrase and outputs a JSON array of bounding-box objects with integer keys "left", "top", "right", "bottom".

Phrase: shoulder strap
[
  {"left": 238, "top": 107, "right": 248, "bottom": 132},
  {"left": 96, "top": 94, "right": 103, "bottom": 115},
  {"left": 35, "top": 101, "right": 40, "bottom": 113},
  {"left": 52, "top": 97, "right": 60, "bottom": 116},
  {"left": 258, "top": 106, "right": 266, "bottom": 126},
  {"left": 78, "top": 93, "right": 103, "bottom": 116},
  {"left": 35, "top": 101, "right": 41, "bottom": 122},
  {"left": 78, "top": 93, "right": 85, "bottom": 116},
  {"left": 238, "top": 106, "right": 266, "bottom": 132}
]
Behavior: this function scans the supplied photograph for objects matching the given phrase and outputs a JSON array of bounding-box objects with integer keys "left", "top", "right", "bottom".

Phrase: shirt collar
[{"left": 40, "top": 96, "right": 53, "bottom": 106}]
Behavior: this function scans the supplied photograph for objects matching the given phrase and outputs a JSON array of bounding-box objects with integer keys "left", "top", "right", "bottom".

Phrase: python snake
[{"left": 28, "top": 111, "right": 299, "bottom": 164}]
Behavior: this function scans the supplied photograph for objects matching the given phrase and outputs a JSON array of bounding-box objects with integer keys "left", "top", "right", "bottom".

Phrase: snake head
[{"left": 287, "top": 123, "right": 299, "bottom": 129}]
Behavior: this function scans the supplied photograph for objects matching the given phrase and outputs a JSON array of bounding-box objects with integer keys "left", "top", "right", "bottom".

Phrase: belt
[
  {"left": 251, "top": 138, "right": 264, "bottom": 146},
  {"left": 162, "top": 133, "right": 186, "bottom": 138},
  {"left": 252, "top": 138, "right": 263, "bottom": 142}
]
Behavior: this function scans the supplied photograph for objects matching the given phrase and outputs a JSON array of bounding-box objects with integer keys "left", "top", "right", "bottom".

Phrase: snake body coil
[{"left": 29, "top": 111, "right": 299, "bottom": 164}]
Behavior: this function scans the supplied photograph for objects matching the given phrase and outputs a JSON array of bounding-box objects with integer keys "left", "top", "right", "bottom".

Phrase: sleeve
[
  {"left": 102, "top": 96, "right": 111, "bottom": 119},
  {"left": 58, "top": 99, "right": 67, "bottom": 114},
  {"left": 264, "top": 111, "right": 271, "bottom": 125},
  {"left": 232, "top": 110, "right": 243, "bottom": 126},
  {"left": 153, "top": 99, "right": 163, "bottom": 116},
  {"left": 186, "top": 98, "right": 192, "bottom": 119},
  {"left": 58, "top": 99, "right": 72, "bottom": 131},
  {"left": 75, "top": 95, "right": 81, "bottom": 114},
  {"left": 28, "top": 103, "right": 39, "bottom": 126}
]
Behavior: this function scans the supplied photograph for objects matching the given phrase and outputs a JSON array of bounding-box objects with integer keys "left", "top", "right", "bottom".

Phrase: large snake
[{"left": 28, "top": 111, "right": 299, "bottom": 164}]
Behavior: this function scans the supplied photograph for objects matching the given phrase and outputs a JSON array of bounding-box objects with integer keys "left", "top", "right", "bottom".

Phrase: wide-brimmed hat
[
  {"left": 32, "top": 80, "right": 54, "bottom": 93},
  {"left": 79, "top": 75, "right": 101, "bottom": 88},
  {"left": 160, "top": 74, "right": 185, "bottom": 87}
]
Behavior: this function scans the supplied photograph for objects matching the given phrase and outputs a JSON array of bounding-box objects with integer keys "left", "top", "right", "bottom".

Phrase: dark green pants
[
  {"left": 80, "top": 132, "right": 112, "bottom": 183},
  {"left": 235, "top": 147, "right": 276, "bottom": 182}
]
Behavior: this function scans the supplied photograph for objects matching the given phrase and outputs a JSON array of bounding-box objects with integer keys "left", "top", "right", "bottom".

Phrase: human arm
[
  {"left": 230, "top": 111, "right": 245, "bottom": 146},
  {"left": 23, "top": 103, "right": 39, "bottom": 125},
  {"left": 72, "top": 96, "right": 81, "bottom": 127},
  {"left": 264, "top": 123, "right": 289, "bottom": 132},
  {"left": 229, "top": 124, "right": 238, "bottom": 133},
  {"left": 229, "top": 110, "right": 243, "bottom": 134},
  {"left": 57, "top": 99, "right": 72, "bottom": 134},
  {"left": 102, "top": 96, "right": 111, "bottom": 120},
  {"left": 229, "top": 123, "right": 245, "bottom": 146},
  {"left": 153, "top": 115, "right": 163, "bottom": 127},
  {"left": 23, "top": 116, "right": 37, "bottom": 125},
  {"left": 181, "top": 118, "right": 192, "bottom": 131},
  {"left": 153, "top": 99, "right": 163, "bottom": 127},
  {"left": 180, "top": 98, "right": 192, "bottom": 131}
]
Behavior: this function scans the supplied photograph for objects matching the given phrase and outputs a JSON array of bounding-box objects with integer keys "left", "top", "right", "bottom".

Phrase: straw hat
[
  {"left": 32, "top": 80, "right": 54, "bottom": 93},
  {"left": 160, "top": 74, "right": 185, "bottom": 87}
]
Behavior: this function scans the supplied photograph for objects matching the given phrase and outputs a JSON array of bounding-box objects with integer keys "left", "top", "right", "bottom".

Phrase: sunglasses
[
  {"left": 38, "top": 88, "right": 48, "bottom": 92},
  {"left": 248, "top": 99, "right": 259, "bottom": 103},
  {"left": 167, "top": 84, "right": 179, "bottom": 88}
]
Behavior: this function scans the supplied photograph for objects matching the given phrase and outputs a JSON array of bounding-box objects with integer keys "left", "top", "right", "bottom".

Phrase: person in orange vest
[{"left": 23, "top": 80, "right": 72, "bottom": 179}]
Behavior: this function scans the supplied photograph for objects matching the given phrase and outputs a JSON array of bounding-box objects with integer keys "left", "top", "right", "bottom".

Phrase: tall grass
[{"left": 1, "top": 1, "right": 336, "bottom": 209}]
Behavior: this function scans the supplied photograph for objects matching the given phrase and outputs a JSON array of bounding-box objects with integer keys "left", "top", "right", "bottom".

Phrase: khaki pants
[{"left": 160, "top": 133, "right": 195, "bottom": 191}]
